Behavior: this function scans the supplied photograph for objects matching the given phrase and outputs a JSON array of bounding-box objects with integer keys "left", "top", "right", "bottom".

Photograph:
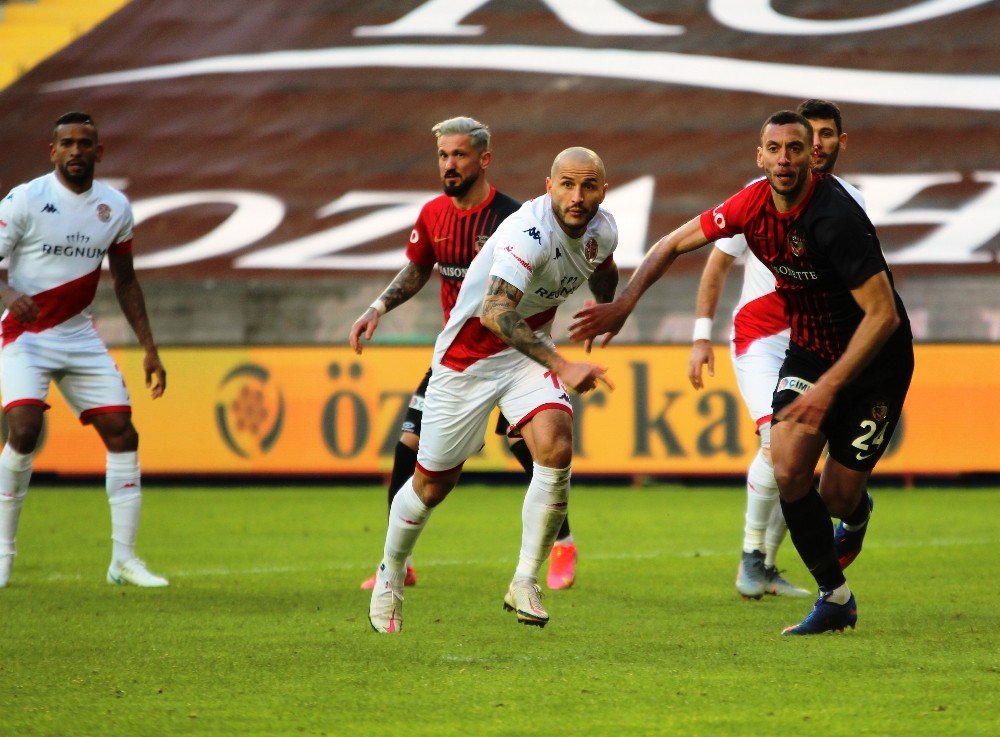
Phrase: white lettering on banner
[
  {"left": 131, "top": 191, "right": 285, "bottom": 269},
  {"left": 353, "top": 0, "right": 683, "bottom": 37},
  {"left": 234, "top": 191, "right": 429, "bottom": 270},
  {"left": 42, "top": 46, "right": 1000, "bottom": 112},
  {"left": 847, "top": 171, "right": 1000, "bottom": 264},
  {"left": 123, "top": 173, "right": 999, "bottom": 270},
  {"left": 709, "top": 0, "right": 993, "bottom": 36}
]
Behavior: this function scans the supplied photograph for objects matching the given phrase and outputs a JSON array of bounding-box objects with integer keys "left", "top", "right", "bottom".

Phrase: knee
[
  {"left": 772, "top": 460, "right": 812, "bottom": 501},
  {"left": 531, "top": 437, "right": 572, "bottom": 470},
  {"left": 6, "top": 420, "right": 43, "bottom": 454},
  {"left": 101, "top": 421, "right": 139, "bottom": 453},
  {"left": 413, "top": 471, "right": 457, "bottom": 508}
]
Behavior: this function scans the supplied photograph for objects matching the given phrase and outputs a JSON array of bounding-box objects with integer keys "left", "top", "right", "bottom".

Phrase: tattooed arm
[
  {"left": 108, "top": 250, "right": 166, "bottom": 398},
  {"left": 349, "top": 261, "right": 434, "bottom": 354},
  {"left": 481, "top": 275, "right": 612, "bottom": 394}
]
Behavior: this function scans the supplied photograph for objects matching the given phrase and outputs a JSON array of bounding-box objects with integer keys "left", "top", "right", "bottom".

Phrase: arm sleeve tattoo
[
  {"left": 481, "top": 276, "right": 558, "bottom": 368},
  {"left": 378, "top": 262, "right": 435, "bottom": 312}
]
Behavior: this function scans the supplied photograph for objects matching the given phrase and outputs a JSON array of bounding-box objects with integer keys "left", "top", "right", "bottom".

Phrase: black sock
[
  {"left": 842, "top": 491, "right": 871, "bottom": 527},
  {"left": 781, "top": 487, "right": 845, "bottom": 592},
  {"left": 508, "top": 438, "right": 534, "bottom": 477},
  {"left": 386, "top": 441, "right": 418, "bottom": 518}
]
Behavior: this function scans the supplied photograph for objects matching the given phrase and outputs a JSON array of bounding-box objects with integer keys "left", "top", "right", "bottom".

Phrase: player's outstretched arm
[
  {"left": 108, "top": 250, "right": 166, "bottom": 398},
  {"left": 349, "top": 261, "right": 433, "bottom": 354},
  {"left": 569, "top": 216, "right": 709, "bottom": 346},
  {"left": 688, "top": 248, "right": 735, "bottom": 389}
]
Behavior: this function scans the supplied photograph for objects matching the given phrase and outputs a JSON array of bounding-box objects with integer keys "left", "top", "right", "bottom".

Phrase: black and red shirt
[
  {"left": 405, "top": 185, "right": 520, "bottom": 324},
  {"left": 700, "top": 173, "right": 910, "bottom": 365}
]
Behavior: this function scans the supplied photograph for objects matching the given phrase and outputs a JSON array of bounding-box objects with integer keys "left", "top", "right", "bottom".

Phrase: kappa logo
[
  {"left": 41, "top": 203, "right": 58, "bottom": 214},
  {"left": 524, "top": 226, "right": 541, "bottom": 243}
]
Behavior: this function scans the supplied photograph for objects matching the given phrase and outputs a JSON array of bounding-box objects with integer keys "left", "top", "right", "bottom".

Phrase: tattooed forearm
[
  {"left": 588, "top": 262, "right": 618, "bottom": 304},
  {"left": 379, "top": 262, "right": 434, "bottom": 312},
  {"left": 481, "top": 276, "right": 557, "bottom": 368},
  {"left": 110, "top": 255, "right": 157, "bottom": 351}
]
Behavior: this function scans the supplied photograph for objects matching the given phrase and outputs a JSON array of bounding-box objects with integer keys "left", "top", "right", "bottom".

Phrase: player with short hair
[
  {"left": 0, "top": 112, "right": 168, "bottom": 588},
  {"left": 351, "top": 116, "right": 579, "bottom": 592},
  {"left": 570, "top": 112, "right": 913, "bottom": 635},
  {"left": 368, "top": 147, "right": 618, "bottom": 633},
  {"left": 687, "top": 99, "right": 865, "bottom": 601}
]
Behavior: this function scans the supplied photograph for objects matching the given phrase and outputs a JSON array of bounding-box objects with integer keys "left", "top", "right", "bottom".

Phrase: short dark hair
[
  {"left": 797, "top": 99, "right": 843, "bottom": 134},
  {"left": 53, "top": 111, "right": 97, "bottom": 138},
  {"left": 760, "top": 110, "right": 813, "bottom": 141}
]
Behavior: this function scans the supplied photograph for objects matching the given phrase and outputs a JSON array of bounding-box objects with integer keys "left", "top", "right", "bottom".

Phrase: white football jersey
[
  {"left": 0, "top": 173, "right": 133, "bottom": 345},
  {"left": 714, "top": 175, "right": 865, "bottom": 355},
  {"left": 434, "top": 194, "right": 618, "bottom": 377}
]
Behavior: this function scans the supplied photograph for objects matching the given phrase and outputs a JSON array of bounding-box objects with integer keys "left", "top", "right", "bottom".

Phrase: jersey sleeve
[
  {"left": 0, "top": 186, "right": 28, "bottom": 261},
  {"left": 714, "top": 233, "right": 749, "bottom": 258},
  {"left": 403, "top": 203, "right": 436, "bottom": 267},
  {"left": 109, "top": 199, "right": 135, "bottom": 254},
  {"left": 814, "top": 210, "right": 887, "bottom": 289},
  {"left": 699, "top": 186, "right": 755, "bottom": 242}
]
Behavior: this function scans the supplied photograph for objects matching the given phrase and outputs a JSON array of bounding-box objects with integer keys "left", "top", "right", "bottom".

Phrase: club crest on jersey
[
  {"left": 870, "top": 399, "right": 889, "bottom": 422},
  {"left": 96, "top": 204, "right": 111, "bottom": 223},
  {"left": 788, "top": 230, "right": 806, "bottom": 257},
  {"left": 585, "top": 237, "right": 598, "bottom": 263},
  {"left": 475, "top": 234, "right": 489, "bottom": 253}
]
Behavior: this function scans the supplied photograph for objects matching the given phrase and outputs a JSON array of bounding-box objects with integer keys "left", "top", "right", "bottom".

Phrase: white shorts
[
  {"left": 731, "top": 333, "right": 788, "bottom": 431},
  {"left": 1, "top": 330, "right": 131, "bottom": 424},
  {"left": 417, "top": 359, "right": 573, "bottom": 474}
]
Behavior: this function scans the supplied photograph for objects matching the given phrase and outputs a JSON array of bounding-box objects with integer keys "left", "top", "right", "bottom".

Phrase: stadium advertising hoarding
[{"left": 17, "top": 345, "right": 998, "bottom": 477}]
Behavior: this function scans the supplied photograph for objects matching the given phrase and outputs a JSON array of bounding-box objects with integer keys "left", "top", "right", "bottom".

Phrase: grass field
[{"left": 0, "top": 483, "right": 996, "bottom": 737}]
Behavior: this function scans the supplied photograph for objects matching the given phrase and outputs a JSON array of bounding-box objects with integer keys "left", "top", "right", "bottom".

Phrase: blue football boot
[{"left": 782, "top": 592, "right": 858, "bottom": 636}]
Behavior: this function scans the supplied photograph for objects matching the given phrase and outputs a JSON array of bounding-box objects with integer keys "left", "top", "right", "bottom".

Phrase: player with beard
[
  {"left": 571, "top": 112, "right": 913, "bottom": 635},
  {"left": 368, "top": 147, "right": 618, "bottom": 633},
  {"left": 687, "top": 100, "right": 867, "bottom": 601},
  {"left": 351, "top": 117, "right": 580, "bottom": 592},
  {"left": 0, "top": 112, "right": 168, "bottom": 588}
]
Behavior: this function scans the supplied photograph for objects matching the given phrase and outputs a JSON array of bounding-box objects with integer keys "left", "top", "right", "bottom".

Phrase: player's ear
[
  {"left": 545, "top": 176, "right": 553, "bottom": 194},
  {"left": 95, "top": 143, "right": 105, "bottom": 162},
  {"left": 756, "top": 147, "right": 764, "bottom": 169},
  {"left": 839, "top": 132, "right": 848, "bottom": 151},
  {"left": 480, "top": 149, "right": 492, "bottom": 169}
]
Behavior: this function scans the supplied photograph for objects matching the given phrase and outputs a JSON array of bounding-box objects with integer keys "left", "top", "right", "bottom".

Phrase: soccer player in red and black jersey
[
  {"left": 570, "top": 110, "right": 913, "bottom": 635},
  {"left": 350, "top": 116, "right": 579, "bottom": 591}
]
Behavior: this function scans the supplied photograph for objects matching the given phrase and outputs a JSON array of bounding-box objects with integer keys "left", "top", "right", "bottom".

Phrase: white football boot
[
  {"left": 369, "top": 563, "right": 404, "bottom": 633},
  {"left": 503, "top": 579, "right": 549, "bottom": 627},
  {"left": 107, "top": 558, "right": 169, "bottom": 587}
]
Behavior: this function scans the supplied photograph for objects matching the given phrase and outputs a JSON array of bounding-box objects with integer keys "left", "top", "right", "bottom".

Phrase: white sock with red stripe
[
  {"left": 382, "top": 478, "right": 431, "bottom": 577},
  {"left": 514, "top": 463, "right": 570, "bottom": 582},
  {"left": 0, "top": 446, "right": 33, "bottom": 557},
  {"left": 743, "top": 449, "right": 778, "bottom": 557},
  {"left": 764, "top": 502, "right": 788, "bottom": 568},
  {"left": 106, "top": 451, "right": 142, "bottom": 565}
]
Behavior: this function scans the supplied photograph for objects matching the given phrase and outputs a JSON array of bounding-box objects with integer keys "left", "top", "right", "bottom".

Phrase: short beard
[
  {"left": 60, "top": 162, "right": 93, "bottom": 186},
  {"left": 442, "top": 170, "right": 478, "bottom": 198}
]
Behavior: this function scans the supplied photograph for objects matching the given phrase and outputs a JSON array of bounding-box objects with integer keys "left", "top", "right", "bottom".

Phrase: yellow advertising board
[{"left": 12, "top": 345, "right": 999, "bottom": 476}]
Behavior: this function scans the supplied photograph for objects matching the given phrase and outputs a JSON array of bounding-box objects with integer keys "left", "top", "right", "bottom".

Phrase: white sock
[
  {"left": 106, "top": 451, "right": 142, "bottom": 565},
  {"left": 764, "top": 503, "right": 787, "bottom": 568},
  {"left": 514, "top": 463, "right": 571, "bottom": 582},
  {"left": 0, "top": 446, "right": 33, "bottom": 556},
  {"left": 743, "top": 449, "right": 778, "bottom": 556},
  {"left": 382, "top": 478, "right": 431, "bottom": 578},
  {"left": 826, "top": 583, "right": 852, "bottom": 605},
  {"left": 555, "top": 533, "right": 574, "bottom": 546}
]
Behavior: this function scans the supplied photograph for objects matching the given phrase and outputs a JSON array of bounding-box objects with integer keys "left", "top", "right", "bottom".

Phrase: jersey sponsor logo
[
  {"left": 504, "top": 244, "right": 533, "bottom": 272},
  {"left": 438, "top": 264, "right": 468, "bottom": 279},
  {"left": 788, "top": 230, "right": 806, "bottom": 256},
  {"left": 775, "top": 376, "right": 814, "bottom": 394},
  {"left": 96, "top": 204, "right": 112, "bottom": 223},
  {"left": 67, "top": 232, "right": 91, "bottom": 244},
  {"left": 41, "top": 243, "right": 110, "bottom": 258},
  {"left": 585, "top": 237, "right": 598, "bottom": 262},
  {"left": 772, "top": 263, "right": 818, "bottom": 281},
  {"left": 535, "top": 275, "right": 583, "bottom": 300},
  {"left": 408, "top": 394, "right": 425, "bottom": 411},
  {"left": 524, "top": 226, "right": 542, "bottom": 243},
  {"left": 475, "top": 234, "right": 489, "bottom": 253},
  {"left": 41, "top": 203, "right": 58, "bottom": 214}
]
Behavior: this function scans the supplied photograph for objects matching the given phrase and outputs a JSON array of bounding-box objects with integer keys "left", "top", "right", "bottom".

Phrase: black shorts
[
  {"left": 773, "top": 341, "right": 914, "bottom": 472},
  {"left": 400, "top": 367, "right": 515, "bottom": 437}
]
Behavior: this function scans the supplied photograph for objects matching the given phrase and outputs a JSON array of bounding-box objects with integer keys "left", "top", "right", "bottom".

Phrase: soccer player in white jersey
[
  {"left": 369, "top": 147, "right": 618, "bottom": 633},
  {"left": 686, "top": 100, "right": 867, "bottom": 600},
  {"left": 0, "top": 112, "right": 168, "bottom": 588}
]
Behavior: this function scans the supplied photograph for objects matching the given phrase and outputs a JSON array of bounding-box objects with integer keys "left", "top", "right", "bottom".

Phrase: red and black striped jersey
[
  {"left": 701, "top": 173, "right": 911, "bottom": 365},
  {"left": 405, "top": 185, "right": 520, "bottom": 324}
]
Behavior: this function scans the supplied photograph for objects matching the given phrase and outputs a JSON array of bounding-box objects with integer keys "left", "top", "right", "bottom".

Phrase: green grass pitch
[{"left": 1, "top": 484, "right": 996, "bottom": 737}]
